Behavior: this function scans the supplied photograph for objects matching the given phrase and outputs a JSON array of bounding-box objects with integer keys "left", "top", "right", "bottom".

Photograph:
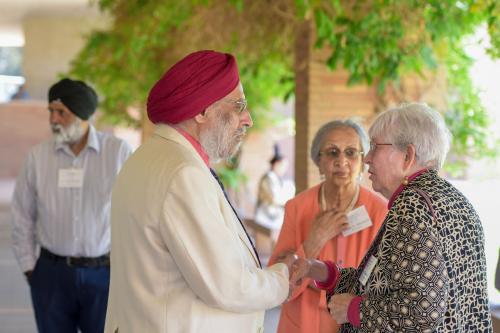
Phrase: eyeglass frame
[
  {"left": 369, "top": 142, "right": 393, "bottom": 152},
  {"left": 318, "top": 147, "right": 364, "bottom": 160},
  {"left": 216, "top": 98, "right": 248, "bottom": 114}
]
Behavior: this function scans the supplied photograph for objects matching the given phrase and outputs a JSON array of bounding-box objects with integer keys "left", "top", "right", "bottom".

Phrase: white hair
[
  {"left": 51, "top": 117, "right": 86, "bottom": 145},
  {"left": 369, "top": 102, "right": 451, "bottom": 170},
  {"left": 199, "top": 106, "right": 245, "bottom": 164}
]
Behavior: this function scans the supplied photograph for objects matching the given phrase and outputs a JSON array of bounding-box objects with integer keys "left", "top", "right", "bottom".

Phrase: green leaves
[
  {"left": 294, "top": 0, "right": 309, "bottom": 18},
  {"left": 216, "top": 163, "right": 248, "bottom": 190},
  {"left": 228, "top": 0, "right": 243, "bottom": 12},
  {"left": 238, "top": 57, "right": 294, "bottom": 130},
  {"left": 314, "top": 9, "right": 335, "bottom": 49},
  {"left": 303, "top": 0, "right": 500, "bottom": 175},
  {"left": 443, "top": 41, "right": 499, "bottom": 177},
  {"left": 69, "top": 0, "right": 500, "bottom": 177},
  {"left": 70, "top": 0, "right": 296, "bottom": 131}
]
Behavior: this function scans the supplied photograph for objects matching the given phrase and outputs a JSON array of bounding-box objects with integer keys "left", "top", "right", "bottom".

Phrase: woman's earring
[
  {"left": 320, "top": 174, "right": 326, "bottom": 181},
  {"left": 401, "top": 176, "right": 409, "bottom": 186}
]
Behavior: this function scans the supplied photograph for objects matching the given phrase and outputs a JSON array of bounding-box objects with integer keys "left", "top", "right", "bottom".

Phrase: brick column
[
  {"left": 294, "top": 20, "right": 313, "bottom": 194},
  {"left": 294, "top": 20, "right": 378, "bottom": 193}
]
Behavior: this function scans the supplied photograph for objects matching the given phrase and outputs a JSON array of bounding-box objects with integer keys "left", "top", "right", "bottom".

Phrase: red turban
[{"left": 147, "top": 50, "right": 240, "bottom": 124}]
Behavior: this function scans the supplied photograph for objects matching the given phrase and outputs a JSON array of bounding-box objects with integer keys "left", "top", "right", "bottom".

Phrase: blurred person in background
[
  {"left": 10, "top": 78, "right": 132, "bottom": 333},
  {"left": 255, "top": 143, "right": 295, "bottom": 243}
]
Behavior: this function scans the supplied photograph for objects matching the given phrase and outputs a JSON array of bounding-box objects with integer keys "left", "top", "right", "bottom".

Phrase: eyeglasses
[
  {"left": 369, "top": 142, "right": 393, "bottom": 152},
  {"left": 319, "top": 147, "right": 364, "bottom": 160},
  {"left": 218, "top": 98, "right": 248, "bottom": 114}
]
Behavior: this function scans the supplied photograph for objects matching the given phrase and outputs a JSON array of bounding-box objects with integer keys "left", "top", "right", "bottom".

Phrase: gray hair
[
  {"left": 369, "top": 102, "right": 451, "bottom": 170},
  {"left": 310, "top": 119, "right": 370, "bottom": 166}
]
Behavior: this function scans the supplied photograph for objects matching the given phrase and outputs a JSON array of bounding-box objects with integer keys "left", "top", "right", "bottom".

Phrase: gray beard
[
  {"left": 51, "top": 118, "right": 85, "bottom": 145},
  {"left": 199, "top": 125, "right": 245, "bottom": 164}
]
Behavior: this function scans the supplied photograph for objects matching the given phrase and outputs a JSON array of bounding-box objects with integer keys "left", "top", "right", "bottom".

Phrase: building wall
[
  {"left": 22, "top": 15, "right": 107, "bottom": 100},
  {"left": 294, "top": 20, "right": 377, "bottom": 193},
  {"left": 0, "top": 13, "right": 109, "bottom": 178},
  {"left": 0, "top": 101, "right": 49, "bottom": 179},
  {"left": 293, "top": 20, "right": 448, "bottom": 193}
]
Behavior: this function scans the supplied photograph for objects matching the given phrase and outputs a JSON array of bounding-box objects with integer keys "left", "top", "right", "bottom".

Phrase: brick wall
[
  {"left": 293, "top": 20, "right": 448, "bottom": 193},
  {"left": 294, "top": 20, "right": 377, "bottom": 193},
  {"left": 0, "top": 101, "right": 50, "bottom": 179}
]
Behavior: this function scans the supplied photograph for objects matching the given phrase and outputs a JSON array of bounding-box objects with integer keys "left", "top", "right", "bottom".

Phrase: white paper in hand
[{"left": 342, "top": 205, "right": 373, "bottom": 237}]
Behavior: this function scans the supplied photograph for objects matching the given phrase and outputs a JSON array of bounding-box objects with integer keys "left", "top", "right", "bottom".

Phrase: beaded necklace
[{"left": 320, "top": 183, "right": 360, "bottom": 212}]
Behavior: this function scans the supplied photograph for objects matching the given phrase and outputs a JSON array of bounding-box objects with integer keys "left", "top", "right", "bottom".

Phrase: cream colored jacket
[{"left": 104, "top": 125, "right": 289, "bottom": 333}]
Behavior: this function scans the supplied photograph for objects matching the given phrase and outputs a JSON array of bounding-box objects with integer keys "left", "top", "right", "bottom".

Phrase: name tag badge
[
  {"left": 343, "top": 205, "right": 373, "bottom": 237},
  {"left": 58, "top": 168, "right": 84, "bottom": 188},
  {"left": 359, "top": 255, "right": 378, "bottom": 286}
]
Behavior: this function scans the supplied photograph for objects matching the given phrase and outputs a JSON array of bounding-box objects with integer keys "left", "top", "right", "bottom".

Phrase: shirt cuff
[
  {"left": 18, "top": 254, "right": 37, "bottom": 273},
  {"left": 313, "top": 260, "right": 339, "bottom": 291},
  {"left": 347, "top": 296, "right": 363, "bottom": 328}
]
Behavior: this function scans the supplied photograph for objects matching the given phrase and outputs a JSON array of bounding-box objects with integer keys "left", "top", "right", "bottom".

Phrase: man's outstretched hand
[{"left": 275, "top": 250, "right": 299, "bottom": 277}]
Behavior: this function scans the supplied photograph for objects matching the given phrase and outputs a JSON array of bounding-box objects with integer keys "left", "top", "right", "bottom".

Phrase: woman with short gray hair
[
  {"left": 368, "top": 102, "right": 450, "bottom": 170},
  {"left": 293, "top": 103, "right": 492, "bottom": 332},
  {"left": 310, "top": 119, "right": 370, "bottom": 167},
  {"left": 269, "top": 118, "right": 387, "bottom": 333}
]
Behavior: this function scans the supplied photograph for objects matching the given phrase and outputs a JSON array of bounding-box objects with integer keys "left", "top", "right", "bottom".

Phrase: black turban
[{"left": 48, "top": 78, "right": 98, "bottom": 120}]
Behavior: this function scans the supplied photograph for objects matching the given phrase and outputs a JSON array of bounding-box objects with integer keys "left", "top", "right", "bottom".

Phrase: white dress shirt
[{"left": 11, "top": 125, "right": 132, "bottom": 272}]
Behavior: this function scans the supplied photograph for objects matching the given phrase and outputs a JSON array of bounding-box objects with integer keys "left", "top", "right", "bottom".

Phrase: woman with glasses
[
  {"left": 292, "top": 103, "right": 492, "bottom": 332},
  {"left": 269, "top": 119, "right": 387, "bottom": 333}
]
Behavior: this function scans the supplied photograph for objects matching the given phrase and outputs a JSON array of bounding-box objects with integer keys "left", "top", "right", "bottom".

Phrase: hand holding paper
[{"left": 342, "top": 206, "right": 373, "bottom": 237}]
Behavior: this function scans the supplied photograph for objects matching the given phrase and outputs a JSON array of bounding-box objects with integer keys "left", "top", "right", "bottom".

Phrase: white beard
[
  {"left": 199, "top": 116, "right": 246, "bottom": 164},
  {"left": 51, "top": 118, "right": 85, "bottom": 145}
]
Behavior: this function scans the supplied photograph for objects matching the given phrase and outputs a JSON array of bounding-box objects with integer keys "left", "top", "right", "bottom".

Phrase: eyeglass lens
[{"left": 322, "top": 148, "right": 362, "bottom": 160}]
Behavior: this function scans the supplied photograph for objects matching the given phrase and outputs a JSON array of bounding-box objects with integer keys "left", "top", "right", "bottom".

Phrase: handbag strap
[{"left": 412, "top": 187, "right": 436, "bottom": 221}]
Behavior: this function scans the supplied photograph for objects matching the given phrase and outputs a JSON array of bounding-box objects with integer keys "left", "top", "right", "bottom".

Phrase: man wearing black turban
[
  {"left": 49, "top": 78, "right": 98, "bottom": 121},
  {"left": 10, "top": 78, "right": 133, "bottom": 333}
]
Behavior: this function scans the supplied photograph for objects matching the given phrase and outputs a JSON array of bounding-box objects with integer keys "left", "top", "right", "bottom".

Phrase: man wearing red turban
[{"left": 105, "top": 50, "right": 296, "bottom": 333}]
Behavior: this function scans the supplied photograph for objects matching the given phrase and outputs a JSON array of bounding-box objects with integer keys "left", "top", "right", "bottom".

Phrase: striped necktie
[{"left": 210, "top": 168, "right": 262, "bottom": 268}]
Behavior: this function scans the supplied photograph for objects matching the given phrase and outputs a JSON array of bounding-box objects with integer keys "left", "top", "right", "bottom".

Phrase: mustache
[
  {"left": 51, "top": 124, "right": 63, "bottom": 133},
  {"left": 234, "top": 127, "right": 247, "bottom": 138}
]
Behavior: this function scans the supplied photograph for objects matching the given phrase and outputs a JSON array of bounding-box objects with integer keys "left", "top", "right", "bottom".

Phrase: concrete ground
[{"left": 0, "top": 203, "right": 37, "bottom": 332}]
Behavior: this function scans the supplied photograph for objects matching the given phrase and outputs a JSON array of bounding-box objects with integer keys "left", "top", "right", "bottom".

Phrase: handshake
[
  {"left": 274, "top": 251, "right": 356, "bottom": 325},
  {"left": 274, "top": 251, "right": 325, "bottom": 293}
]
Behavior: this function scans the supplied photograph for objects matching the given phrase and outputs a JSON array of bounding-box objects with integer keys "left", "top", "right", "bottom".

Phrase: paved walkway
[{"left": 0, "top": 204, "right": 37, "bottom": 332}]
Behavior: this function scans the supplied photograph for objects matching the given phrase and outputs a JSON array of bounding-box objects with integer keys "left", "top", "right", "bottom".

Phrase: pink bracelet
[
  {"left": 313, "top": 261, "right": 339, "bottom": 291},
  {"left": 347, "top": 296, "right": 363, "bottom": 328}
]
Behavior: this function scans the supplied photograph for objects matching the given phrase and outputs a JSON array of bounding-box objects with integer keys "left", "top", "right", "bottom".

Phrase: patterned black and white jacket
[{"left": 331, "top": 170, "right": 492, "bottom": 332}]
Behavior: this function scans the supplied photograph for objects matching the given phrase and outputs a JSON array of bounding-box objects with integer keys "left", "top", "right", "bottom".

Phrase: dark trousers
[{"left": 29, "top": 254, "right": 110, "bottom": 333}]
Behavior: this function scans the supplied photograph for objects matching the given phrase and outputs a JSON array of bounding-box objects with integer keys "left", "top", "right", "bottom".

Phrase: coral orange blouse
[{"left": 269, "top": 184, "right": 387, "bottom": 333}]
